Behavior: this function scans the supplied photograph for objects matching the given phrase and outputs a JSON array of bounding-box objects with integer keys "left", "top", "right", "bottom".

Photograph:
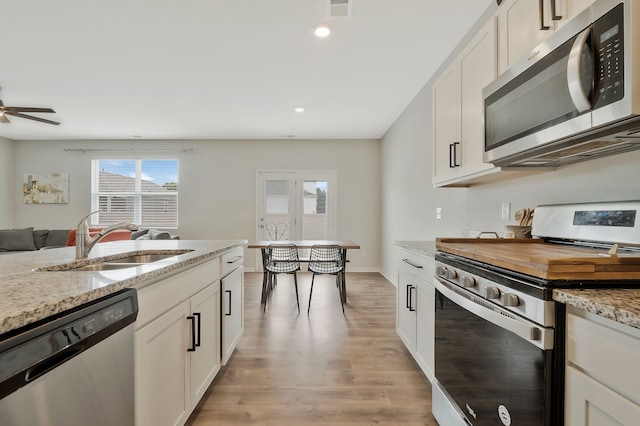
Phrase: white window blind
[{"left": 91, "top": 159, "right": 179, "bottom": 228}]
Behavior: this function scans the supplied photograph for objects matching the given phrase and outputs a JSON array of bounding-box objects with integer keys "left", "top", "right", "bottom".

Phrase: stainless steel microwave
[{"left": 483, "top": 0, "right": 640, "bottom": 167}]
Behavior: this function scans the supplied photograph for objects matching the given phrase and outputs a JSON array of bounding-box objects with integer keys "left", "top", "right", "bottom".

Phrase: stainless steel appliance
[
  {"left": 0, "top": 289, "right": 138, "bottom": 426},
  {"left": 483, "top": 0, "right": 640, "bottom": 168},
  {"left": 432, "top": 201, "right": 640, "bottom": 426}
]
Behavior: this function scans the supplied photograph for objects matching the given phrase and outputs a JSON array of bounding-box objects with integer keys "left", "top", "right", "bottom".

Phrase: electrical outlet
[
  {"left": 501, "top": 202, "right": 510, "bottom": 221},
  {"left": 436, "top": 207, "right": 443, "bottom": 220}
]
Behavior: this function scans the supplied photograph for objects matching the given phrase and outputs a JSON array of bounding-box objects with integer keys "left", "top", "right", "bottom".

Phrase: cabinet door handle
[
  {"left": 187, "top": 315, "right": 197, "bottom": 352},
  {"left": 225, "top": 290, "right": 232, "bottom": 316},
  {"left": 406, "top": 285, "right": 412, "bottom": 309},
  {"left": 194, "top": 312, "right": 201, "bottom": 347},
  {"left": 226, "top": 256, "right": 243, "bottom": 264},
  {"left": 452, "top": 142, "right": 460, "bottom": 167},
  {"left": 408, "top": 286, "right": 416, "bottom": 312},
  {"left": 539, "top": 0, "right": 551, "bottom": 30},
  {"left": 550, "top": 0, "right": 562, "bottom": 20}
]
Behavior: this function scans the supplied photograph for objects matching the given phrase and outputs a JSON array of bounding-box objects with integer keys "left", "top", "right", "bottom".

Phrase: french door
[{"left": 256, "top": 170, "right": 336, "bottom": 270}]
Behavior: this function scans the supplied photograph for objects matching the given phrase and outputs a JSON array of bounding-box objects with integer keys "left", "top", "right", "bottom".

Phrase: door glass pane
[
  {"left": 264, "top": 179, "right": 291, "bottom": 241},
  {"left": 302, "top": 180, "right": 328, "bottom": 240}
]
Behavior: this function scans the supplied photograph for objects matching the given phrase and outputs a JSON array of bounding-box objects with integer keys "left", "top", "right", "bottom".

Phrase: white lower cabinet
[
  {"left": 221, "top": 265, "right": 244, "bottom": 365},
  {"left": 136, "top": 282, "right": 220, "bottom": 426},
  {"left": 565, "top": 306, "right": 640, "bottom": 426},
  {"left": 189, "top": 284, "right": 221, "bottom": 405},
  {"left": 134, "top": 255, "right": 243, "bottom": 426},
  {"left": 396, "top": 248, "right": 435, "bottom": 381}
]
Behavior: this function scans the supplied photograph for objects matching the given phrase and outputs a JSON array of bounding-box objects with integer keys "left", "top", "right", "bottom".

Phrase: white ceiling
[{"left": 1, "top": 0, "right": 492, "bottom": 141}]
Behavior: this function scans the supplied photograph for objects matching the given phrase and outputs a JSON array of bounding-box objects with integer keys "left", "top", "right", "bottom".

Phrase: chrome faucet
[{"left": 76, "top": 210, "right": 139, "bottom": 259}]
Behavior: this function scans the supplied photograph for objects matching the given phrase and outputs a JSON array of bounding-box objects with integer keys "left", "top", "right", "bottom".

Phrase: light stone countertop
[
  {"left": 394, "top": 241, "right": 437, "bottom": 258},
  {"left": 0, "top": 239, "right": 247, "bottom": 335},
  {"left": 553, "top": 288, "right": 640, "bottom": 330}
]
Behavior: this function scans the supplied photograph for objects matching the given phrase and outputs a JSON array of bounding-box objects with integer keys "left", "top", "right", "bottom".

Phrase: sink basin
[
  {"left": 105, "top": 253, "right": 181, "bottom": 264},
  {"left": 37, "top": 249, "right": 194, "bottom": 272},
  {"left": 70, "top": 263, "right": 146, "bottom": 271}
]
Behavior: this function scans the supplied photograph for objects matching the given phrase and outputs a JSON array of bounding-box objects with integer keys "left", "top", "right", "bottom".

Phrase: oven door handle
[{"left": 434, "top": 277, "right": 554, "bottom": 350}]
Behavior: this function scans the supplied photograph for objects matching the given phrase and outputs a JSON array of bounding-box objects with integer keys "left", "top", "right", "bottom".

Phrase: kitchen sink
[
  {"left": 104, "top": 253, "right": 182, "bottom": 264},
  {"left": 37, "top": 249, "right": 194, "bottom": 272},
  {"left": 68, "top": 263, "right": 148, "bottom": 271}
]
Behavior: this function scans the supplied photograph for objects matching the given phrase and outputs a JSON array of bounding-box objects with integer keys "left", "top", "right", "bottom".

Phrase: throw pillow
[
  {"left": 33, "top": 229, "right": 50, "bottom": 250},
  {"left": 131, "top": 228, "right": 149, "bottom": 240},
  {"left": 0, "top": 228, "right": 37, "bottom": 252},
  {"left": 45, "top": 230, "right": 72, "bottom": 248},
  {"left": 148, "top": 228, "right": 172, "bottom": 240}
]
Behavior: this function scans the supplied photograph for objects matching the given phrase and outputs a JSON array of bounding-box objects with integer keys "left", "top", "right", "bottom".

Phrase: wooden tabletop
[
  {"left": 248, "top": 240, "right": 360, "bottom": 250},
  {"left": 436, "top": 238, "right": 640, "bottom": 281}
]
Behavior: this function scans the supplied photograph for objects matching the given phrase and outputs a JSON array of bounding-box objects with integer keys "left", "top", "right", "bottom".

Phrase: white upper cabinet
[
  {"left": 432, "top": 17, "right": 498, "bottom": 187},
  {"left": 498, "top": 0, "right": 595, "bottom": 73}
]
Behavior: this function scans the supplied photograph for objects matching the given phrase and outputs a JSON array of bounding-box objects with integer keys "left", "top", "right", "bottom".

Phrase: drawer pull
[
  {"left": 226, "top": 256, "right": 243, "bottom": 264},
  {"left": 402, "top": 258, "right": 423, "bottom": 269}
]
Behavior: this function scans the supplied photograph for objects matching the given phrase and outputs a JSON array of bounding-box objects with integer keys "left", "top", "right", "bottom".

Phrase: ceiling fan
[{"left": 0, "top": 98, "right": 60, "bottom": 126}]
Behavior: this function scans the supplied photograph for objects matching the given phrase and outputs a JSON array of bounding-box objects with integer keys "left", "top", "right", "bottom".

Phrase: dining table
[{"left": 247, "top": 240, "right": 360, "bottom": 307}]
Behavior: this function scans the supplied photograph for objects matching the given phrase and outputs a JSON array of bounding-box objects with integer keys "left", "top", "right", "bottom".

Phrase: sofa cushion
[
  {"left": 136, "top": 228, "right": 173, "bottom": 240},
  {"left": 0, "top": 228, "right": 37, "bottom": 252},
  {"left": 33, "top": 229, "right": 50, "bottom": 250},
  {"left": 45, "top": 230, "right": 72, "bottom": 248}
]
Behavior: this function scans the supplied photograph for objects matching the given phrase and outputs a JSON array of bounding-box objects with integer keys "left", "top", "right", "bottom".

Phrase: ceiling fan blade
[
  {"left": 0, "top": 114, "right": 10, "bottom": 123},
  {"left": 3, "top": 107, "right": 56, "bottom": 113},
  {"left": 5, "top": 111, "right": 60, "bottom": 126}
]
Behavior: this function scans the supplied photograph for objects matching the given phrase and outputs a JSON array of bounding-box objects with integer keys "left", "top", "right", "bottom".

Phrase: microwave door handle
[{"left": 567, "top": 27, "right": 593, "bottom": 113}]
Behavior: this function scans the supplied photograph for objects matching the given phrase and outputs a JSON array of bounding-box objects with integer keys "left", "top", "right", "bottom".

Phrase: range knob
[
  {"left": 445, "top": 269, "right": 458, "bottom": 280},
  {"left": 501, "top": 293, "right": 520, "bottom": 307},
  {"left": 461, "top": 276, "right": 476, "bottom": 288},
  {"left": 484, "top": 286, "right": 500, "bottom": 299},
  {"left": 435, "top": 266, "right": 447, "bottom": 276}
]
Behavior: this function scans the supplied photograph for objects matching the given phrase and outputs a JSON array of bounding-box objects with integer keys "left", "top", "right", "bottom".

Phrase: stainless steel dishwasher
[{"left": 0, "top": 288, "right": 138, "bottom": 426}]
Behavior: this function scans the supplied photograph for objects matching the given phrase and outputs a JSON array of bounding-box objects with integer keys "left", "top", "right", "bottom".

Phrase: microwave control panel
[{"left": 593, "top": 3, "right": 624, "bottom": 109}]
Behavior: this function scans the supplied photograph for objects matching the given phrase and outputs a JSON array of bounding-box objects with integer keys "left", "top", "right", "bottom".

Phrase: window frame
[{"left": 91, "top": 159, "right": 179, "bottom": 228}]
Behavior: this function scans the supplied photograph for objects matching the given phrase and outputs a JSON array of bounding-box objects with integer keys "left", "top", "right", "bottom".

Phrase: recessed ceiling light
[
  {"left": 313, "top": 23, "right": 331, "bottom": 38},
  {"left": 294, "top": 107, "right": 305, "bottom": 113}
]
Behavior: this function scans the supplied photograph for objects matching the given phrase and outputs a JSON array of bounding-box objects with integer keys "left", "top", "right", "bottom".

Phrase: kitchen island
[
  {"left": 0, "top": 239, "right": 246, "bottom": 335},
  {"left": 0, "top": 239, "right": 247, "bottom": 426}
]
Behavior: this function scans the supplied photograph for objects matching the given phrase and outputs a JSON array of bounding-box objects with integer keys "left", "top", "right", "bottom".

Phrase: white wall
[
  {"left": 10, "top": 138, "right": 380, "bottom": 270},
  {"left": 0, "top": 137, "right": 14, "bottom": 227}
]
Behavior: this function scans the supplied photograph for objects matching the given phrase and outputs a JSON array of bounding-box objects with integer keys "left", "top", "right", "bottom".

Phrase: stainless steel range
[{"left": 432, "top": 201, "right": 640, "bottom": 426}]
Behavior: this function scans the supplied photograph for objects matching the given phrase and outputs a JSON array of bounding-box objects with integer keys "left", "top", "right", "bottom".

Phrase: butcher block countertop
[{"left": 436, "top": 238, "right": 640, "bottom": 281}]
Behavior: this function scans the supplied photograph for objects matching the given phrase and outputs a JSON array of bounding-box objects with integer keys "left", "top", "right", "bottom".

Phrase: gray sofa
[
  {"left": 0, "top": 227, "right": 180, "bottom": 255},
  {"left": 0, "top": 227, "right": 71, "bottom": 254}
]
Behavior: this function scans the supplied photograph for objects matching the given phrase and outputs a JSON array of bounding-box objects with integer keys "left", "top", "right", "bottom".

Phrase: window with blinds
[{"left": 91, "top": 159, "right": 179, "bottom": 228}]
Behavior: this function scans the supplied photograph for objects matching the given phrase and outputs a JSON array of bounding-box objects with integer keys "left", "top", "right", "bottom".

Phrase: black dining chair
[
  {"left": 264, "top": 243, "right": 301, "bottom": 312},
  {"left": 307, "top": 244, "right": 345, "bottom": 314}
]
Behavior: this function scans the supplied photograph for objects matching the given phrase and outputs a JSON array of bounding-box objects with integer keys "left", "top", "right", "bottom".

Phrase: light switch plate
[
  {"left": 436, "top": 207, "right": 443, "bottom": 220},
  {"left": 501, "top": 202, "right": 510, "bottom": 221}
]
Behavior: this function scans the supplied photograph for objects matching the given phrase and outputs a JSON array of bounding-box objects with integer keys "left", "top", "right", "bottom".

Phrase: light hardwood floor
[{"left": 186, "top": 272, "right": 437, "bottom": 425}]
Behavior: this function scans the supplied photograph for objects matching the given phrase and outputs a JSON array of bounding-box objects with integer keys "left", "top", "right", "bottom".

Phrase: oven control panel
[{"left": 435, "top": 261, "right": 555, "bottom": 327}]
